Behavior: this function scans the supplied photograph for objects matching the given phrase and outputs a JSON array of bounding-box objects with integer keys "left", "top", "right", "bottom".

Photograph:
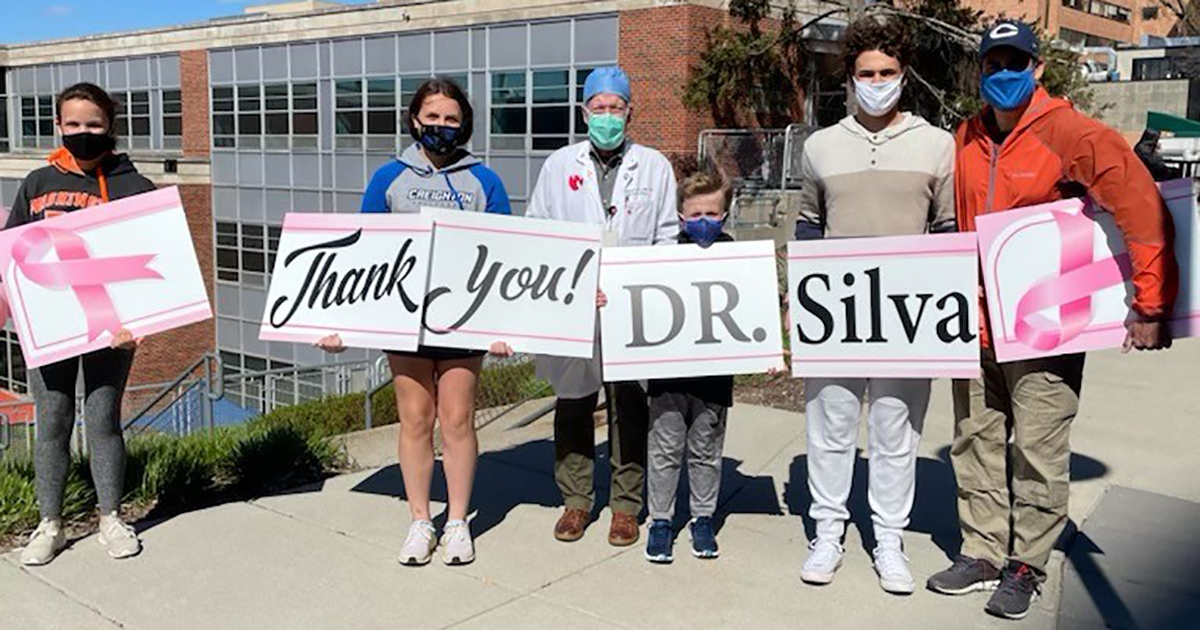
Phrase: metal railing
[{"left": 1, "top": 348, "right": 553, "bottom": 459}]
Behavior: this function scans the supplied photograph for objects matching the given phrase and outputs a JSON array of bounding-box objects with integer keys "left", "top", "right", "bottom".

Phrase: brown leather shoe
[
  {"left": 554, "top": 508, "right": 590, "bottom": 542},
  {"left": 608, "top": 512, "right": 640, "bottom": 547}
]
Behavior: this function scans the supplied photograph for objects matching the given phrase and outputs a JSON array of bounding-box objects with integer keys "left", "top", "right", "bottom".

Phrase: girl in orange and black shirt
[{"left": 11, "top": 83, "right": 153, "bottom": 567}]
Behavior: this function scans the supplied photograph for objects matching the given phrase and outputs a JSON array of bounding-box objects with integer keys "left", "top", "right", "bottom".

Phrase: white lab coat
[{"left": 526, "top": 140, "right": 680, "bottom": 398}]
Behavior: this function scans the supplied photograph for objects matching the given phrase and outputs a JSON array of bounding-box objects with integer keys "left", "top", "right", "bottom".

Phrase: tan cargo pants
[{"left": 951, "top": 349, "right": 1085, "bottom": 579}]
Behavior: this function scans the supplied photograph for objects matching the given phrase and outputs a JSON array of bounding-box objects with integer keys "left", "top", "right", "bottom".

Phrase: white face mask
[{"left": 853, "top": 75, "right": 904, "bottom": 117}]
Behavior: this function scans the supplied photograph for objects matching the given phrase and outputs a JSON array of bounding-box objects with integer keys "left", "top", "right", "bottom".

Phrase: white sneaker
[
  {"left": 874, "top": 545, "right": 916, "bottom": 594},
  {"left": 800, "top": 539, "right": 844, "bottom": 585},
  {"left": 20, "top": 518, "right": 67, "bottom": 566},
  {"left": 98, "top": 513, "right": 141, "bottom": 559},
  {"left": 441, "top": 520, "right": 475, "bottom": 566},
  {"left": 398, "top": 520, "right": 437, "bottom": 566}
]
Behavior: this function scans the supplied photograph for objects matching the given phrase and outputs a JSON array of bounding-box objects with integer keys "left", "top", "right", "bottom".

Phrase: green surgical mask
[{"left": 587, "top": 113, "right": 626, "bottom": 151}]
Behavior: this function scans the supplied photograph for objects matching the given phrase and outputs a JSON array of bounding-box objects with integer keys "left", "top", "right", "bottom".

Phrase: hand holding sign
[
  {"left": 787, "top": 233, "right": 980, "bottom": 379},
  {"left": 976, "top": 179, "right": 1197, "bottom": 363},
  {"left": 420, "top": 208, "right": 602, "bottom": 358},
  {"left": 260, "top": 213, "right": 433, "bottom": 352},
  {"left": 0, "top": 187, "right": 211, "bottom": 369},
  {"left": 600, "top": 240, "right": 785, "bottom": 381}
]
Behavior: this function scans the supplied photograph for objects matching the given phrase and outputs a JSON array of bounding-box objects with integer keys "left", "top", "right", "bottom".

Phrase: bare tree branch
[
  {"left": 865, "top": 4, "right": 982, "bottom": 50},
  {"left": 906, "top": 67, "right": 969, "bottom": 123},
  {"left": 1157, "top": 0, "right": 1200, "bottom": 36}
]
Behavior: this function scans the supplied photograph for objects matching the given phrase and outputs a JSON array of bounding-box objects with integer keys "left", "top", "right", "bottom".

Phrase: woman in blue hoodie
[{"left": 318, "top": 78, "right": 509, "bottom": 567}]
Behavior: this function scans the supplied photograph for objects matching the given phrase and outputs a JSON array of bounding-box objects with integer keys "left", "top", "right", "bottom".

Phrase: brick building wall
[
  {"left": 1055, "top": 5, "right": 1136, "bottom": 42},
  {"left": 127, "top": 183, "right": 215, "bottom": 388},
  {"left": 967, "top": 0, "right": 1044, "bottom": 23},
  {"left": 619, "top": 4, "right": 728, "bottom": 168},
  {"left": 122, "top": 49, "right": 215, "bottom": 388},
  {"left": 180, "top": 50, "right": 210, "bottom": 158}
]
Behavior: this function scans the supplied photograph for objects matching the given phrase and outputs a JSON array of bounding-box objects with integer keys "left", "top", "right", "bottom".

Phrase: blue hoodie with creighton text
[{"left": 361, "top": 144, "right": 511, "bottom": 215}]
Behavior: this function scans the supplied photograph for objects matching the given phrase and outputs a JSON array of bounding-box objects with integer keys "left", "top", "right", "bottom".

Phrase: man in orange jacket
[{"left": 926, "top": 21, "right": 1178, "bottom": 620}]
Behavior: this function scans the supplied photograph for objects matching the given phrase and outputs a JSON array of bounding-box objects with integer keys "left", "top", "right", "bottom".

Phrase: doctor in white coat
[{"left": 526, "top": 65, "right": 679, "bottom": 547}]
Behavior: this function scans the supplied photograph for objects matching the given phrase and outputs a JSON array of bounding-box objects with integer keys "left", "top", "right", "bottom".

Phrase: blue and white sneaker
[
  {"left": 689, "top": 517, "right": 720, "bottom": 559},
  {"left": 644, "top": 519, "right": 674, "bottom": 564}
]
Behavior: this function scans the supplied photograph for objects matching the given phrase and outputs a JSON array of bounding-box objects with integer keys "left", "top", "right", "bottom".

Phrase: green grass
[{"left": 1, "top": 419, "right": 342, "bottom": 540}]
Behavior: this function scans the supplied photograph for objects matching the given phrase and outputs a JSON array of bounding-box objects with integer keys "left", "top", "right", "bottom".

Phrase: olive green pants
[
  {"left": 951, "top": 349, "right": 1085, "bottom": 579},
  {"left": 553, "top": 382, "right": 649, "bottom": 516}
]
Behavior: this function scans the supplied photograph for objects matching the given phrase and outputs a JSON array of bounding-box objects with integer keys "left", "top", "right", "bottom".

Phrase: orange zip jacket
[{"left": 955, "top": 87, "right": 1179, "bottom": 348}]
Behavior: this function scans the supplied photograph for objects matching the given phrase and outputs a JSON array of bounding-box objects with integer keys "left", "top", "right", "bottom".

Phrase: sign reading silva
[
  {"left": 0, "top": 187, "right": 212, "bottom": 369},
  {"left": 259, "top": 213, "right": 433, "bottom": 352},
  {"left": 787, "top": 233, "right": 980, "bottom": 378},
  {"left": 976, "top": 178, "right": 1199, "bottom": 363},
  {"left": 420, "top": 208, "right": 602, "bottom": 358},
  {"left": 600, "top": 240, "right": 785, "bottom": 381}
]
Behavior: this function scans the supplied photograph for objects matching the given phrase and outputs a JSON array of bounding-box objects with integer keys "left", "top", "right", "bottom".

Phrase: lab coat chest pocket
[{"left": 618, "top": 183, "right": 658, "bottom": 245}]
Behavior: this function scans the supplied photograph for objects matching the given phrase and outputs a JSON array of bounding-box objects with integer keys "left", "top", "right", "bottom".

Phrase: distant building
[
  {"left": 0, "top": 0, "right": 846, "bottom": 403},
  {"left": 960, "top": 0, "right": 1182, "bottom": 46}
]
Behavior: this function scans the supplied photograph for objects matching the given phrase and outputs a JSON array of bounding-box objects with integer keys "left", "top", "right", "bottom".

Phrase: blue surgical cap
[{"left": 583, "top": 66, "right": 631, "bottom": 105}]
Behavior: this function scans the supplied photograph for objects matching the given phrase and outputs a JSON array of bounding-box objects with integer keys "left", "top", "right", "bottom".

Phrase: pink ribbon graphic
[
  {"left": 12, "top": 226, "right": 162, "bottom": 341},
  {"left": 1013, "top": 206, "right": 1131, "bottom": 351}
]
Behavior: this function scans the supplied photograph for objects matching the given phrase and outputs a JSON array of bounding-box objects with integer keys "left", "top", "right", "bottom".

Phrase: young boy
[{"left": 642, "top": 170, "right": 736, "bottom": 563}]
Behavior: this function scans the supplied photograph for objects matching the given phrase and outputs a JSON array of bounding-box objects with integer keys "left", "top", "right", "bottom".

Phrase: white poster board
[
  {"left": 976, "top": 179, "right": 1198, "bottom": 362},
  {"left": 259, "top": 213, "right": 433, "bottom": 352},
  {"left": 420, "top": 208, "right": 602, "bottom": 358},
  {"left": 787, "top": 233, "right": 980, "bottom": 378},
  {"left": 0, "top": 187, "right": 212, "bottom": 368},
  {"left": 600, "top": 240, "right": 785, "bottom": 381}
]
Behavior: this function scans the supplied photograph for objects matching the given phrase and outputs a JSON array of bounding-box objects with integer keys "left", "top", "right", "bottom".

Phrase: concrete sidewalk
[{"left": 3, "top": 342, "right": 1198, "bottom": 630}]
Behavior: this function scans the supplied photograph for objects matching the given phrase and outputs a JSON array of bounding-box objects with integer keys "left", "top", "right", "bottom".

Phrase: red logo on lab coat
[{"left": 568, "top": 175, "right": 583, "bottom": 191}]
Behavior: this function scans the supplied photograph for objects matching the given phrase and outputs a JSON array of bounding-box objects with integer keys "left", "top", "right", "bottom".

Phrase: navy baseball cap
[{"left": 980, "top": 21, "right": 1040, "bottom": 60}]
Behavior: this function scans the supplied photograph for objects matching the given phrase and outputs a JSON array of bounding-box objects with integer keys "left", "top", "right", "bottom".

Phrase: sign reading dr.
[
  {"left": 0, "top": 187, "right": 212, "bottom": 369},
  {"left": 600, "top": 240, "right": 785, "bottom": 381},
  {"left": 788, "top": 233, "right": 979, "bottom": 378},
  {"left": 420, "top": 208, "right": 601, "bottom": 358},
  {"left": 259, "top": 213, "right": 432, "bottom": 351},
  {"left": 976, "top": 178, "right": 1198, "bottom": 363}
]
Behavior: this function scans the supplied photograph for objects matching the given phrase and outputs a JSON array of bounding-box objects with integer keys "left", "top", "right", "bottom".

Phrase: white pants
[{"left": 805, "top": 378, "right": 930, "bottom": 547}]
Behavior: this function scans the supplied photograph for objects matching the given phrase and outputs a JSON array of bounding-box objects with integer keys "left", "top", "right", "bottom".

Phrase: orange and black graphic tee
[{"left": 5, "top": 148, "right": 156, "bottom": 228}]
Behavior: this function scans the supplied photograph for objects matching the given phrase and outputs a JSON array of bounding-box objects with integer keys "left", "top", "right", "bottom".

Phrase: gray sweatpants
[
  {"left": 32, "top": 348, "right": 135, "bottom": 520},
  {"left": 647, "top": 392, "right": 728, "bottom": 522}
]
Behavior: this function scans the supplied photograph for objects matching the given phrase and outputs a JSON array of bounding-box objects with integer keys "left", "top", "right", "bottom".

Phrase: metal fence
[
  {"left": 697, "top": 125, "right": 820, "bottom": 246},
  {"left": 0, "top": 350, "right": 551, "bottom": 461}
]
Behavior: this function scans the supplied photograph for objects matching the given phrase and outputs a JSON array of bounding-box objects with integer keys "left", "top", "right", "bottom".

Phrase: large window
[
  {"left": 532, "top": 70, "right": 571, "bottom": 151},
  {"left": 1062, "top": 0, "right": 1131, "bottom": 23},
  {"left": 19, "top": 95, "right": 53, "bottom": 149},
  {"left": 335, "top": 79, "right": 364, "bottom": 147},
  {"left": 219, "top": 350, "right": 322, "bottom": 410},
  {"left": 213, "top": 86, "right": 235, "bottom": 148},
  {"left": 0, "top": 331, "right": 27, "bottom": 394},
  {"left": 216, "top": 221, "right": 281, "bottom": 288},
  {"left": 214, "top": 82, "right": 316, "bottom": 149},
  {"left": 0, "top": 72, "right": 8, "bottom": 153},
  {"left": 292, "top": 82, "right": 318, "bottom": 148},
  {"left": 114, "top": 91, "right": 151, "bottom": 151},
  {"left": 490, "top": 72, "right": 527, "bottom": 152},
  {"left": 366, "top": 78, "right": 397, "bottom": 150},
  {"left": 1058, "top": 27, "right": 1118, "bottom": 48},
  {"left": 491, "top": 68, "right": 592, "bottom": 152},
  {"left": 1133, "top": 57, "right": 1187, "bottom": 80},
  {"left": 162, "top": 89, "right": 182, "bottom": 151}
]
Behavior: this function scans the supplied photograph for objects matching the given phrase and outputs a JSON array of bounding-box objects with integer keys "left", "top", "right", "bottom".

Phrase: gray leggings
[{"left": 32, "top": 348, "right": 134, "bottom": 519}]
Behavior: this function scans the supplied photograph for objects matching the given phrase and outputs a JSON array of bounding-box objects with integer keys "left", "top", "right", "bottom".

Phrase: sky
[{"left": 0, "top": 0, "right": 373, "bottom": 45}]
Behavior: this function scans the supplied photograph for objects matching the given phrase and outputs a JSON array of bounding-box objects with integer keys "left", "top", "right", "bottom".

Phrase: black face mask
[
  {"left": 62, "top": 132, "right": 115, "bottom": 162},
  {"left": 418, "top": 124, "right": 462, "bottom": 156}
]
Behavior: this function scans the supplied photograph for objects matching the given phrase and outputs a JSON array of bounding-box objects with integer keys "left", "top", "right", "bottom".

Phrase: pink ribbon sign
[
  {"left": 1011, "top": 205, "right": 1131, "bottom": 351},
  {"left": 11, "top": 225, "right": 162, "bottom": 341}
]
